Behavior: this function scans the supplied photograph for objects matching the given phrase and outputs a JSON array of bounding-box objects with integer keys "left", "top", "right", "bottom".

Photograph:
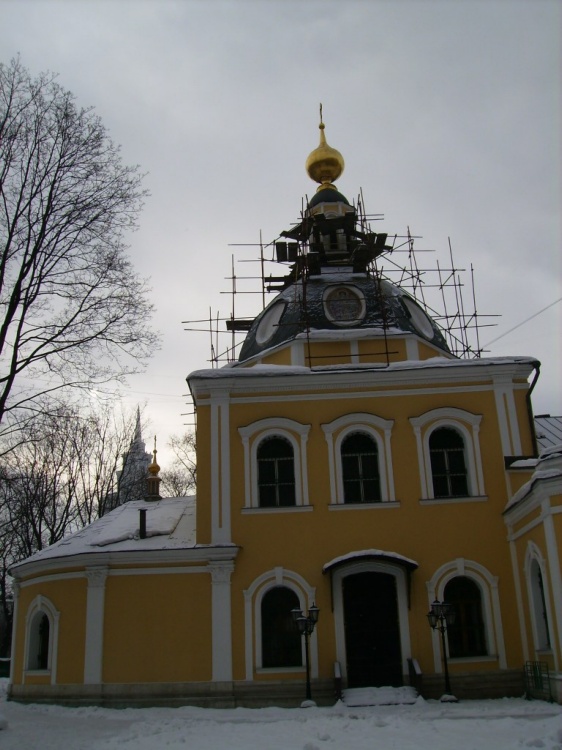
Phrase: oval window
[
  {"left": 323, "top": 285, "right": 366, "bottom": 326},
  {"left": 402, "top": 296, "right": 435, "bottom": 339},
  {"left": 256, "top": 300, "right": 286, "bottom": 344}
]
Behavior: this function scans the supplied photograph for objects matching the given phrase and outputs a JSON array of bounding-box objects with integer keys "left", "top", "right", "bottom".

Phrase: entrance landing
[{"left": 343, "top": 686, "right": 418, "bottom": 706}]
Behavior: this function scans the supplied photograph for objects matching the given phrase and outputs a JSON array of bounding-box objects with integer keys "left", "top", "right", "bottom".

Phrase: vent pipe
[{"left": 139, "top": 508, "right": 147, "bottom": 539}]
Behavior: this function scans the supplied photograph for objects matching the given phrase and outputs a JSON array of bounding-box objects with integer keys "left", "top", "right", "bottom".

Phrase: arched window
[
  {"left": 410, "top": 409, "right": 484, "bottom": 501},
  {"left": 341, "top": 432, "right": 381, "bottom": 503},
  {"left": 529, "top": 559, "right": 551, "bottom": 650},
  {"left": 429, "top": 427, "right": 469, "bottom": 498},
  {"left": 257, "top": 437, "right": 295, "bottom": 507},
  {"left": 444, "top": 576, "right": 487, "bottom": 658},
  {"left": 261, "top": 587, "right": 302, "bottom": 668},
  {"left": 27, "top": 612, "right": 50, "bottom": 670}
]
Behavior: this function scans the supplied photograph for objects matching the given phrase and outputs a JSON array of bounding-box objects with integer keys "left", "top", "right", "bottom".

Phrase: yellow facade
[{"left": 187, "top": 347, "right": 545, "bottom": 698}]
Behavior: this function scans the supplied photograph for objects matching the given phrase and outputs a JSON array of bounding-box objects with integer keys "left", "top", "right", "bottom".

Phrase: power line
[{"left": 482, "top": 297, "right": 562, "bottom": 348}]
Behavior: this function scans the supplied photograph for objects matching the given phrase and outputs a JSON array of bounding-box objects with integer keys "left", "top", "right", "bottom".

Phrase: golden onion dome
[
  {"left": 148, "top": 438, "right": 160, "bottom": 476},
  {"left": 305, "top": 109, "right": 345, "bottom": 191}
]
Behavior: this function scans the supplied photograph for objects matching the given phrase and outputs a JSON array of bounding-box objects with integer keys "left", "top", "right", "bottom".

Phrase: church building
[{"left": 7, "top": 122, "right": 562, "bottom": 707}]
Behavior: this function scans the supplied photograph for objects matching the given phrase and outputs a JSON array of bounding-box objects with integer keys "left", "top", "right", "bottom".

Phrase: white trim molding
[
  {"left": 426, "top": 558, "right": 506, "bottom": 670},
  {"left": 524, "top": 542, "right": 559, "bottom": 669},
  {"left": 239, "top": 418, "right": 311, "bottom": 509},
  {"left": 322, "top": 413, "right": 395, "bottom": 504},
  {"left": 409, "top": 407, "right": 484, "bottom": 499},
  {"left": 243, "top": 567, "right": 317, "bottom": 680},
  {"left": 23, "top": 595, "right": 60, "bottom": 685}
]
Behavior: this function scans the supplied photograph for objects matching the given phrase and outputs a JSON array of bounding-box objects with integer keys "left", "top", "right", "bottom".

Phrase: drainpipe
[{"left": 526, "top": 361, "right": 541, "bottom": 457}]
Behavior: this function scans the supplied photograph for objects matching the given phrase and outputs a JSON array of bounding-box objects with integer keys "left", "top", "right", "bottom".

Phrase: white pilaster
[
  {"left": 493, "top": 378, "right": 513, "bottom": 455},
  {"left": 84, "top": 566, "right": 108, "bottom": 684},
  {"left": 210, "top": 561, "right": 235, "bottom": 681},
  {"left": 211, "top": 390, "right": 231, "bottom": 544},
  {"left": 9, "top": 581, "right": 20, "bottom": 682},
  {"left": 543, "top": 505, "right": 562, "bottom": 668},
  {"left": 508, "top": 534, "right": 530, "bottom": 662}
]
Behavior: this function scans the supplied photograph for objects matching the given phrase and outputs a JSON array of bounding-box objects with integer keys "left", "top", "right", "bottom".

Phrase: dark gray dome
[
  {"left": 238, "top": 272, "right": 450, "bottom": 362},
  {"left": 308, "top": 187, "right": 350, "bottom": 207}
]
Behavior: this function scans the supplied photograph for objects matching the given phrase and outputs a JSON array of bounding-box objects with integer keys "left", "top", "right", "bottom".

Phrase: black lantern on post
[
  {"left": 427, "top": 599, "right": 458, "bottom": 702},
  {"left": 291, "top": 603, "right": 320, "bottom": 705}
]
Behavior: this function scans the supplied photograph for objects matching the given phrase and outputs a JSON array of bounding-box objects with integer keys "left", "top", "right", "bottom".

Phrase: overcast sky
[{"left": 1, "top": 0, "right": 560, "bottom": 466}]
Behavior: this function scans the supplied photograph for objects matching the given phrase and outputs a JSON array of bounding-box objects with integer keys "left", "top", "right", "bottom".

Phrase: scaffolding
[{"left": 182, "top": 192, "right": 497, "bottom": 369}]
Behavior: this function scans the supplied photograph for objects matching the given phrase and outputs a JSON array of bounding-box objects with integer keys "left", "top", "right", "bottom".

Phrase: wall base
[
  {"left": 416, "top": 669, "right": 525, "bottom": 701},
  {"left": 8, "top": 670, "right": 552, "bottom": 708},
  {"left": 7, "top": 678, "right": 337, "bottom": 709}
]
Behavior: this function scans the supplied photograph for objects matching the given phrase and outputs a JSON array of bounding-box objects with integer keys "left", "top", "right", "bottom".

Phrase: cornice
[
  {"left": 189, "top": 358, "right": 537, "bottom": 399},
  {"left": 11, "top": 544, "right": 239, "bottom": 581}
]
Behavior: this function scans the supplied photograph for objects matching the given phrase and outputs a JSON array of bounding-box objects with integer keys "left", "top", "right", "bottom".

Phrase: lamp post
[
  {"left": 427, "top": 599, "right": 458, "bottom": 702},
  {"left": 291, "top": 603, "right": 319, "bottom": 706}
]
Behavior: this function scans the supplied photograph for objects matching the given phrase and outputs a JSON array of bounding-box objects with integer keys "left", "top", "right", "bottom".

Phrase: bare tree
[
  {"left": 0, "top": 400, "right": 141, "bottom": 655},
  {"left": 67, "top": 403, "right": 144, "bottom": 524},
  {"left": 0, "top": 58, "right": 157, "bottom": 443},
  {"left": 0, "top": 405, "right": 82, "bottom": 656},
  {"left": 160, "top": 431, "right": 197, "bottom": 497}
]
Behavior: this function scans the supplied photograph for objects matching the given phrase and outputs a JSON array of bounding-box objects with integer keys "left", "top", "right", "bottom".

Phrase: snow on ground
[{"left": 1, "top": 680, "right": 562, "bottom": 750}]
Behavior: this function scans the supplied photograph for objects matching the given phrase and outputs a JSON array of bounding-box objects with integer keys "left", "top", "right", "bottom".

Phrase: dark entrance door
[{"left": 343, "top": 571, "right": 402, "bottom": 687}]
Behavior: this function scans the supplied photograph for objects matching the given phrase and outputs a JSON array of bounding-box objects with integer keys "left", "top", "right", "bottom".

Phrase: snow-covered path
[{"left": 1, "top": 680, "right": 561, "bottom": 750}]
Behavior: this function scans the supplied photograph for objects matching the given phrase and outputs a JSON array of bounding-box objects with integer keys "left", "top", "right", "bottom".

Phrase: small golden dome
[
  {"left": 305, "top": 108, "right": 345, "bottom": 191},
  {"left": 148, "top": 437, "right": 160, "bottom": 476}
]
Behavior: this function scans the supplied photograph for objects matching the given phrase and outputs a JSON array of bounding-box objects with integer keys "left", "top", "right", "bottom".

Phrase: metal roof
[{"left": 535, "top": 415, "right": 562, "bottom": 452}]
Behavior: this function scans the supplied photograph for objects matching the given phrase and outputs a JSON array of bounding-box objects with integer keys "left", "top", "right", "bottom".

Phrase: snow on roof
[
  {"left": 12, "top": 497, "right": 198, "bottom": 569},
  {"left": 504, "top": 467, "right": 562, "bottom": 512},
  {"left": 93, "top": 499, "right": 189, "bottom": 546},
  {"left": 190, "top": 355, "right": 538, "bottom": 381},
  {"left": 508, "top": 444, "right": 562, "bottom": 471},
  {"left": 323, "top": 549, "right": 418, "bottom": 573},
  {"left": 537, "top": 444, "right": 562, "bottom": 463},
  {"left": 507, "top": 458, "right": 538, "bottom": 469}
]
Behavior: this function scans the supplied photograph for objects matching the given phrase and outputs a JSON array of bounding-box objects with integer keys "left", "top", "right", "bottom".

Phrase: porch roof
[{"left": 323, "top": 549, "right": 419, "bottom": 574}]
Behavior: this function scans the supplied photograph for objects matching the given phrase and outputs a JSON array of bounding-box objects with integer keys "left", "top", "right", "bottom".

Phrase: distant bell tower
[{"left": 117, "top": 407, "right": 152, "bottom": 503}]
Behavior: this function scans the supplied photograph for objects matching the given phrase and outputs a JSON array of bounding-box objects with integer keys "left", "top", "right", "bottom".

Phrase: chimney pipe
[{"left": 139, "top": 508, "right": 147, "bottom": 539}]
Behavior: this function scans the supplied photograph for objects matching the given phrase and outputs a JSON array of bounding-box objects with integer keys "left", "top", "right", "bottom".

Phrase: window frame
[
  {"left": 340, "top": 431, "right": 382, "bottom": 504},
  {"left": 525, "top": 544, "right": 554, "bottom": 654},
  {"left": 23, "top": 595, "right": 60, "bottom": 683},
  {"left": 443, "top": 575, "right": 488, "bottom": 658},
  {"left": 257, "top": 435, "right": 297, "bottom": 508},
  {"left": 410, "top": 408, "right": 485, "bottom": 501},
  {"left": 429, "top": 426, "right": 470, "bottom": 499},
  {"left": 427, "top": 559, "right": 505, "bottom": 668},
  {"left": 322, "top": 413, "right": 395, "bottom": 506},
  {"left": 243, "top": 568, "right": 317, "bottom": 677},
  {"left": 260, "top": 585, "right": 303, "bottom": 669},
  {"left": 239, "top": 418, "right": 311, "bottom": 510}
]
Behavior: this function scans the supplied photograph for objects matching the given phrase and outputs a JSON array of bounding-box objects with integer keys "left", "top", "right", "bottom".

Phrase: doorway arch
[
  {"left": 329, "top": 555, "right": 414, "bottom": 687},
  {"left": 343, "top": 571, "right": 401, "bottom": 686}
]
